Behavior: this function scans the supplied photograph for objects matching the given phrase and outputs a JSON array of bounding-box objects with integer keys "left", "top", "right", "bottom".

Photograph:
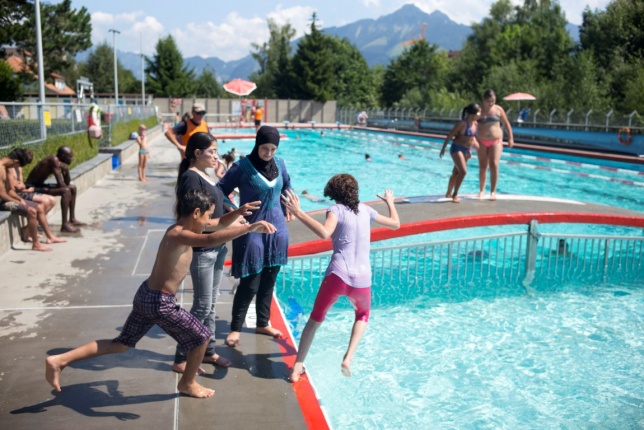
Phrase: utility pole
[
  {"left": 141, "top": 33, "right": 145, "bottom": 105},
  {"left": 35, "top": 0, "right": 46, "bottom": 139},
  {"left": 108, "top": 28, "right": 120, "bottom": 105}
]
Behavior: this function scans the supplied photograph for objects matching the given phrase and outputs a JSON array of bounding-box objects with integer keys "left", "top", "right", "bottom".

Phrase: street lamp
[{"left": 108, "top": 28, "right": 120, "bottom": 105}]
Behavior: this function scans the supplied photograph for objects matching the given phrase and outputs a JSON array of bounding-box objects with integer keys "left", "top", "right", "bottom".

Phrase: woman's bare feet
[
  {"left": 452, "top": 195, "right": 460, "bottom": 203},
  {"left": 256, "top": 326, "right": 283, "bottom": 338},
  {"left": 172, "top": 362, "right": 205, "bottom": 375},
  {"left": 225, "top": 331, "right": 240, "bottom": 347},
  {"left": 177, "top": 380, "right": 215, "bottom": 398},
  {"left": 32, "top": 243, "right": 53, "bottom": 252},
  {"left": 290, "top": 363, "right": 305, "bottom": 382},
  {"left": 45, "top": 236, "right": 67, "bottom": 244},
  {"left": 444, "top": 192, "right": 451, "bottom": 199},
  {"left": 45, "top": 355, "right": 64, "bottom": 391},
  {"left": 478, "top": 191, "right": 485, "bottom": 199},
  {"left": 202, "top": 354, "right": 231, "bottom": 367},
  {"left": 489, "top": 192, "right": 496, "bottom": 201}
]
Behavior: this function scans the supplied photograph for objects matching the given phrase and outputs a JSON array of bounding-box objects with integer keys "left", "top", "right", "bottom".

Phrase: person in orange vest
[
  {"left": 253, "top": 104, "right": 264, "bottom": 131},
  {"left": 165, "top": 102, "right": 212, "bottom": 159}
]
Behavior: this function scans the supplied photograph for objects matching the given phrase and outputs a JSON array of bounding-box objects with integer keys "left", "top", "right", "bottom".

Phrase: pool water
[
  {"left": 253, "top": 129, "right": 643, "bottom": 429},
  {"left": 218, "top": 128, "right": 642, "bottom": 218},
  {"left": 280, "top": 268, "right": 644, "bottom": 429}
]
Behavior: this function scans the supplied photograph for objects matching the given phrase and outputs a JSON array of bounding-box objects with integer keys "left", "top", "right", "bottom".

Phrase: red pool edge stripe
[{"left": 270, "top": 298, "right": 331, "bottom": 430}]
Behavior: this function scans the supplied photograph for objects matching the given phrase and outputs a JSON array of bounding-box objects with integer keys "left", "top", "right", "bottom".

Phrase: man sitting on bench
[{"left": 26, "top": 146, "right": 85, "bottom": 233}]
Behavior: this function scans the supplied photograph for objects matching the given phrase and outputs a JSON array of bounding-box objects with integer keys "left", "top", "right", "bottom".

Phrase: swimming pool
[
  {"left": 217, "top": 128, "right": 643, "bottom": 240},
  {"left": 244, "top": 128, "right": 643, "bottom": 429}
]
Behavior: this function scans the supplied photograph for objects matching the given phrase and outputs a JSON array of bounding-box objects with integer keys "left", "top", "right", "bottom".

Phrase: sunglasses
[{"left": 194, "top": 111, "right": 207, "bottom": 115}]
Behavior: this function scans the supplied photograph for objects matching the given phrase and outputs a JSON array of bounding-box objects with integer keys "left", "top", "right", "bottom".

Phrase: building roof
[{"left": 4, "top": 51, "right": 76, "bottom": 96}]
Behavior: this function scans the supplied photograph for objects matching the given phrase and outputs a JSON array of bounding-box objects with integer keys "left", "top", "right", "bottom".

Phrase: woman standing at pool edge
[
  {"left": 172, "top": 132, "right": 262, "bottom": 373},
  {"left": 281, "top": 175, "right": 400, "bottom": 381},
  {"left": 477, "top": 89, "right": 514, "bottom": 200},
  {"left": 217, "top": 125, "right": 293, "bottom": 347}
]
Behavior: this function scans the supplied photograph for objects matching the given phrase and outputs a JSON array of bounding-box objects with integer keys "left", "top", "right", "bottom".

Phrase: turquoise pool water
[{"left": 247, "top": 129, "right": 643, "bottom": 429}]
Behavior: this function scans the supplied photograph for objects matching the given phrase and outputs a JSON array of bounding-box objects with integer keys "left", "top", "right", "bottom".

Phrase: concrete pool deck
[{"left": 1, "top": 130, "right": 643, "bottom": 430}]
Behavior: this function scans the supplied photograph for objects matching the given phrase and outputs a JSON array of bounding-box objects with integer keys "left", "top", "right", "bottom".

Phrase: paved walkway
[
  {"left": 0, "top": 133, "right": 308, "bottom": 430},
  {"left": 1, "top": 130, "right": 642, "bottom": 430}
]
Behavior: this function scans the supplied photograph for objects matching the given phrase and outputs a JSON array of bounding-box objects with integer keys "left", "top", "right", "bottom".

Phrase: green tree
[
  {"left": 290, "top": 14, "right": 334, "bottom": 102},
  {"left": 250, "top": 19, "right": 296, "bottom": 98},
  {"left": 145, "top": 35, "right": 195, "bottom": 97},
  {"left": 195, "top": 67, "right": 222, "bottom": 98},
  {"left": 327, "top": 37, "right": 377, "bottom": 107},
  {"left": 77, "top": 42, "right": 141, "bottom": 96},
  {"left": 4, "top": 0, "right": 91, "bottom": 81},
  {"left": 0, "top": 60, "right": 23, "bottom": 101},
  {"left": 380, "top": 40, "right": 448, "bottom": 106}
]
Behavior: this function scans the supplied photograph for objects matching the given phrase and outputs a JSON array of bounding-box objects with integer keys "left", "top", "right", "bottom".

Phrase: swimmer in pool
[{"left": 281, "top": 175, "right": 399, "bottom": 382}]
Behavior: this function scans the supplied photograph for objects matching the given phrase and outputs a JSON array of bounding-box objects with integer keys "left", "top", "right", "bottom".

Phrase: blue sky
[{"left": 53, "top": 0, "right": 610, "bottom": 61}]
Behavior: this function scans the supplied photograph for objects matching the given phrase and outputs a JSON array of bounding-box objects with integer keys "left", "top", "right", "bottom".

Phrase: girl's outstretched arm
[
  {"left": 281, "top": 189, "right": 337, "bottom": 239},
  {"left": 374, "top": 189, "right": 400, "bottom": 229}
]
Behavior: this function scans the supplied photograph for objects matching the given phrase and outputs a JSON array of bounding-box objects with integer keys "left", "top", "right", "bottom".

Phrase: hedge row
[{"left": 1, "top": 116, "right": 158, "bottom": 178}]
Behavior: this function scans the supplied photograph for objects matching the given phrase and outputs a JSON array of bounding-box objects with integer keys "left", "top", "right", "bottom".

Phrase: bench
[{"left": 0, "top": 125, "right": 161, "bottom": 255}]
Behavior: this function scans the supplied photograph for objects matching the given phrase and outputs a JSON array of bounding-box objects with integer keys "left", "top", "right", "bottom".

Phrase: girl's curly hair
[{"left": 323, "top": 174, "right": 360, "bottom": 213}]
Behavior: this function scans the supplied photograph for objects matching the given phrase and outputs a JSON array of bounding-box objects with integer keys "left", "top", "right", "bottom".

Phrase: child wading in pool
[
  {"left": 45, "top": 189, "right": 276, "bottom": 398},
  {"left": 136, "top": 124, "right": 149, "bottom": 181},
  {"left": 281, "top": 174, "right": 400, "bottom": 381}
]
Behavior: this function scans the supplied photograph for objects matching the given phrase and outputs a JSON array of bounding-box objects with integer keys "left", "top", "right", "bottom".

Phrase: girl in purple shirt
[{"left": 281, "top": 174, "right": 400, "bottom": 382}]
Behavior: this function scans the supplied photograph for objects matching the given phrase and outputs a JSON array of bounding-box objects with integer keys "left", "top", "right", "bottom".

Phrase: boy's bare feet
[
  {"left": 489, "top": 192, "right": 496, "bottom": 201},
  {"left": 452, "top": 195, "right": 460, "bottom": 203},
  {"left": 45, "top": 355, "right": 63, "bottom": 391},
  {"left": 290, "top": 363, "right": 305, "bottom": 382},
  {"left": 71, "top": 219, "right": 87, "bottom": 226},
  {"left": 202, "top": 354, "right": 231, "bottom": 367},
  {"left": 33, "top": 243, "right": 53, "bottom": 252},
  {"left": 177, "top": 380, "right": 215, "bottom": 398},
  {"left": 478, "top": 191, "right": 485, "bottom": 199},
  {"left": 225, "top": 331, "right": 240, "bottom": 347},
  {"left": 45, "top": 236, "right": 67, "bottom": 244},
  {"left": 61, "top": 223, "right": 80, "bottom": 233},
  {"left": 444, "top": 193, "right": 451, "bottom": 199},
  {"left": 255, "top": 326, "right": 283, "bottom": 338},
  {"left": 172, "top": 362, "right": 205, "bottom": 375}
]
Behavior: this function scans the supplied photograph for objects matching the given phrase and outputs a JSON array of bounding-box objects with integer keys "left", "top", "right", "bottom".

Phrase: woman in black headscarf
[{"left": 217, "top": 125, "right": 292, "bottom": 346}]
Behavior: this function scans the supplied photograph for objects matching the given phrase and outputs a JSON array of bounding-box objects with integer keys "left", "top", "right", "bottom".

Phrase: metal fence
[
  {"left": 0, "top": 101, "right": 158, "bottom": 150},
  {"left": 337, "top": 107, "right": 643, "bottom": 132},
  {"left": 279, "top": 224, "right": 643, "bottom": 303}
]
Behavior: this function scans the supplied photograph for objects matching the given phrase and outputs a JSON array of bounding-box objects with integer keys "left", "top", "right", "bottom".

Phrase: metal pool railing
[{"left": 279, "top": 227, "right": 644, "bottom": 295}]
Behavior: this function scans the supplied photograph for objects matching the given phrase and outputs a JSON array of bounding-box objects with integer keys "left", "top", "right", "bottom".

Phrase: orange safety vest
[
  {"left": 181, "top": 118, "right": 210, "bottom": 146},
  {"left": 254, "top": 107, "right": 263, "bottom": 121}
]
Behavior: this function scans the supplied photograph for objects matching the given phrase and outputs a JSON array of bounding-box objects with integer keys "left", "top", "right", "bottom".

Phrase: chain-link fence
[{"left": 0, "top": 102, "right": 158, "bottom": 150}]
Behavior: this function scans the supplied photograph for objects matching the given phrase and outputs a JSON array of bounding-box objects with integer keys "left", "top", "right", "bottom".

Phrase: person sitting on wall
[{"left": 25, "top": 146, "right": 86, "bottom": 233}]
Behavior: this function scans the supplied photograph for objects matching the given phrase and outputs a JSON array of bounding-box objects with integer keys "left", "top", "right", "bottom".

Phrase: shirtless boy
[
  {"left": 26, "top": 146, "right": 84, "bottom": 232},
  {"left": 0, "top": 148, "right": 66, "bottom": 251},
  {"left": 45, "top": 189, "right": 276, "bottom": 398}
]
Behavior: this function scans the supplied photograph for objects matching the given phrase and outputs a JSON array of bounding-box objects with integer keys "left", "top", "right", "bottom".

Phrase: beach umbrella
[
  {"left": 223, "top": 78, "right": 257, "bottom": 97},
  {"left": 503, "top": 92, "right": 536, "bottom": 119},
  {"left": 503, "top": 92, "right": 537, "bottom": 101}
]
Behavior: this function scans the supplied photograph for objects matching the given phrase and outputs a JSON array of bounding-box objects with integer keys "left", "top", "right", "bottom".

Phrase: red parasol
[
  {"left": 503, "top": 92, "right": 537, "bottom": 101},
  {"left": 223, "top": 78, "right": 257, "bottom": 97}
]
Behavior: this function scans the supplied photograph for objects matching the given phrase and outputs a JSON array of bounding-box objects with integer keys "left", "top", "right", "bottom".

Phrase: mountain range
[{"left": 92, "top": 4, "right": 579, "bottom": 83}]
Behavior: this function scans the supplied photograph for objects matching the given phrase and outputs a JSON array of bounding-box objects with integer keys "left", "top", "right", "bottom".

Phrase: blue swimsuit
[{"left": 450, "top": 120, "right": 477, "bottom": 156}]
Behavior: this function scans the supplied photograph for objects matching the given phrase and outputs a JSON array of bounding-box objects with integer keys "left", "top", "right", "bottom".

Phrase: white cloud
[
  {"left": 362, "top": 0, "right": 380, "bottom": 8},
  {"left": 90, "top": 11, "right": 165, "bottom": 54},
  {"left": 267, "top": 5, "right": 317, "bottom": 38}
]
